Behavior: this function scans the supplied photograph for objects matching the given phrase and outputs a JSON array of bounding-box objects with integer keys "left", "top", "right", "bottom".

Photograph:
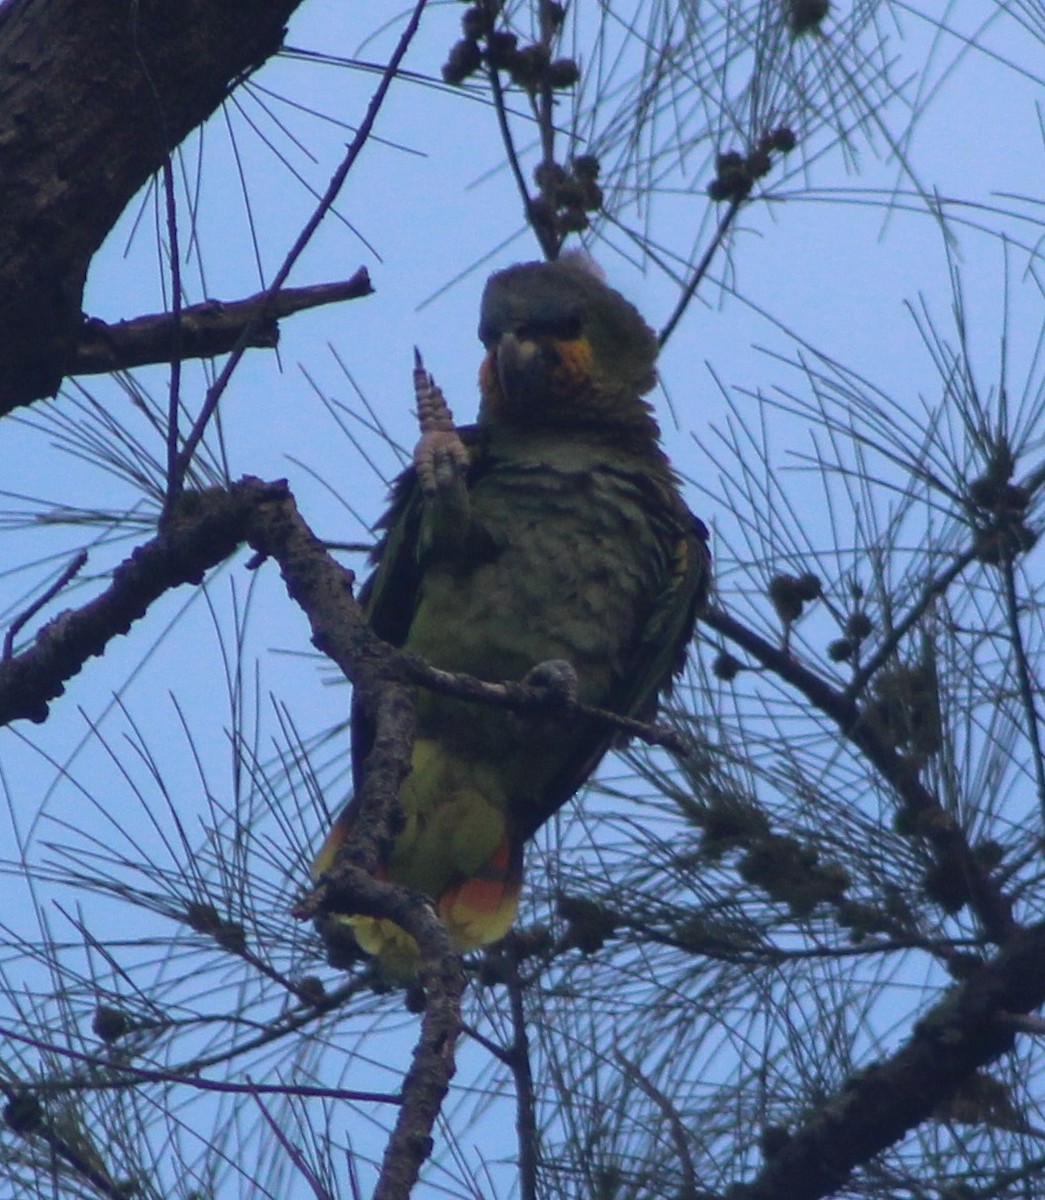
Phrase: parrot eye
[
  {"left": 513, "top": 313, "right": 584, "bottom": 342},
  {"left": 478, "top": 313, "right": 583, "bottom": 349}
]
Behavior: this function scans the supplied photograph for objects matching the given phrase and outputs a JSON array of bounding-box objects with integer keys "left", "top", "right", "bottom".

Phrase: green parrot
[{"left": 311, "top": 257, "right": 710, "bottom": 975}]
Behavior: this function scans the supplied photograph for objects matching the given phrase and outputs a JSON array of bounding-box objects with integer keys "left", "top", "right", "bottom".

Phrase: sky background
[{"left": 2, "top": 2, "right": 1044, "bottom": 1194}]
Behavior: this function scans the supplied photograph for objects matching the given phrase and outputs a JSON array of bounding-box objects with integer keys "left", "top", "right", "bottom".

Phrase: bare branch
[
  {"left": 3, "top": 551, "right": 88, "bottom": 661},
  {"left": 731, "top": 921, "right": 1045, "bottom": 1200},
  {"left": 71, "top": 273, "right": 373, "bottom": 375},
  {"left": 0, "top": 478, "right": 285, "bottom": 727},
  {"left": 376, "top": 914, "right": 465, "bottom": 1200},
  {"left": 658, "top": 197, "right": 743, "bottom": 349},
  {"left": 613, "top": 1047, "right": 703, "bottom": 1200},
  {"left": 0, "top": 1021, "right": 399, "bottom": 1105},
  {"left": 402, "top": 657, "right": 691, "bottom": 754},
  {"left": 999, "top": 554, "right": 1045, "bottom": 826}
]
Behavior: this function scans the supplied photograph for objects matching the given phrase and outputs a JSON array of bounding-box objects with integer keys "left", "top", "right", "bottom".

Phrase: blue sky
[{"left": 2, "top": 2, "right": 1044, "bottom": 1194}]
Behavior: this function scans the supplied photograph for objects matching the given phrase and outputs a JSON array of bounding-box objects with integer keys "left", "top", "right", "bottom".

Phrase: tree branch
[
  {"left": 401, "top": 658, "right": 690, "bottom": 754},
  {"left": 703, "top": 604, "right": 1015, "bottom": 943},
  {"left": 0, "top": 478, "right": 285, "bottom": 727},
  {"left": 71, "top": 273, "right": 374, "bottom": 376},
  {"left": 658, "top": 196, "right": 743, "bottom": 348},
  {"left": 730, "top": 921, "right": 1045, "bottom": 1200}
]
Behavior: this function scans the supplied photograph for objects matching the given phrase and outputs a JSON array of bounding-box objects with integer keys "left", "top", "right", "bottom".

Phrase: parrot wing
[
  {"left": 349, "top": 425, "right": 493, "bottom": 788},
  {"left": 512, "top": 477, "right": 709, "bottom": 840}
]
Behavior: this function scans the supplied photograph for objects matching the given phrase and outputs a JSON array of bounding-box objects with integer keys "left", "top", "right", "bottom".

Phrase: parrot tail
[{"left": 311, "top": 803, "right": 523, "bottom": 977}]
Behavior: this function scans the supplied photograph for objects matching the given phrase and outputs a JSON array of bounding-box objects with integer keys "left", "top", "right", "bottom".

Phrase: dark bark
[
  {"left": 731, "top": 922, "right": 1045, "bottom": 1200},
  {"left": 0, "top": 0, "right": 304, "bottom": 410}
]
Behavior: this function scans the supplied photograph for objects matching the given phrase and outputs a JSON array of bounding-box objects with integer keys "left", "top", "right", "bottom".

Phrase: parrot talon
[
  {"left": 512, "top": 659, "right": 580, "bottom": 744},
  {"left": 521, "top": 658, "right": 580, "bottom": 706},
  {"left": 413, "top": 348, "right": 470, "bottom": 499},
  {"left": 415, "top": 429, "right": 470, "bottom": 499}
]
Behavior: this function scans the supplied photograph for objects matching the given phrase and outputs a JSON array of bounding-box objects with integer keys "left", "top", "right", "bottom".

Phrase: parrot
[{"left": 311, "top": 256, "right": 710, "bottom": 977}]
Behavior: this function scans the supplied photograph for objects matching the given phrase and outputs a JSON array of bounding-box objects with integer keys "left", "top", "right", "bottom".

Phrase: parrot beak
[{"left": 494, "top": 330, "right": 540, "bottom": 408}]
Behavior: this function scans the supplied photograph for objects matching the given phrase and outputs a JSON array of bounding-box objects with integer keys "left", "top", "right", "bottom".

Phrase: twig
[
  {"left": 504, "top": 956, "right": 539, "bottom": 1200},
  {"left": 2, "top": 550, "right": 88, "bottom": 660},
  {"left": 999, "top": 554, "right": 1045, "bottom": 826},
  {"left": 250, "top": 1086, "right": 335, "bottom": 1200},
  {"left": 613, "top": 1046, "right": 703, "bottom": 1200},
  {"left": 658, "top": 197, "right": 743, "bottom": 348},
  {"left": 487, "top": 65, "right": 556, "bottom": 262},
  {"left": 1, "top": 1074, "right": 127, "bottom": 1200},
  {"left": 532, "top": 1, "right": 560, "bottom": 261},
  {"left": 846, "top": 544, "right": 979, "bottom": 699},
  {"left": 0, "top": 1023, "right": 398, "bottom": 1104},
  {"left": 161, "top": 155, "right": 184, "bottom": 513}
]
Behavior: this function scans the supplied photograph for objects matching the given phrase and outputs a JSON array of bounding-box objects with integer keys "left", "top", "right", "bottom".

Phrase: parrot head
[{"left": 477, "top": 256, "right": 660, "bottom": 432}]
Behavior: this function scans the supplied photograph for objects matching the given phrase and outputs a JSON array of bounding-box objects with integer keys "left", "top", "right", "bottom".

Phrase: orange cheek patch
[
  {"left": 550, "top": 337, "right": 596, "bottom": 392},
  {"left": 548, "top": 337, "right": 617, "bottom": 425}
]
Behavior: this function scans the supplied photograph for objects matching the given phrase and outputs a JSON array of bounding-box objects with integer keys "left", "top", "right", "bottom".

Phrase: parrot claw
[
  {"left": 522, "top": 658, "right": 580, "bottom": 705},
  {"left": 511, "top": 658, "right": 580, "bottom": 744},
  {"left": 414, "top": 428, "right": 470, "bottom": 499},
  {"left": 413, "top": 349, "right": 470, "bottom": 499}
]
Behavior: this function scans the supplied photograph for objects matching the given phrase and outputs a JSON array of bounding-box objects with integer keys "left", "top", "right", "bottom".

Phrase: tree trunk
[{"left": 0, "top": 0, "right": 303, "bottom": 410}]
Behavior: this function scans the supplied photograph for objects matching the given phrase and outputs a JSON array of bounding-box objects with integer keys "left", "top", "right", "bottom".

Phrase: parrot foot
[
  {"left": 413, "top": 348, "right": 469, "bottom": 499},
  {"left": 522, "top": 658, "right": 580, "bottom": 704},
  {"left": 512, "top": 658, "right": 580, "bottom": 743}
]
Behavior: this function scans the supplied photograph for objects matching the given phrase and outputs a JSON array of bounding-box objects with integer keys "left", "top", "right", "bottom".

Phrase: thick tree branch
[
  {"left": 730, "top": 921, "right": 1045, "bottom": 1200},
  {"left": 377, "top": 895, "right": 466, "bottom": 1200},
  {"left": 244, "top": 488, "right": 465, "bottom": 1200},
  {"left": 244, "top": 485, "right": 409, "bottom": 883},
  {"left": 302, "top": 863, "right": 466, "bottom": 1200},
  {"left": 71, "top": 272, "right": 373, "bottom": 375},
  {"left": 242, "top": 484, "right": 386, "bottom": 695},
  {"left": 0, "top": 0, "right": 304, "bottom": 410}
]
